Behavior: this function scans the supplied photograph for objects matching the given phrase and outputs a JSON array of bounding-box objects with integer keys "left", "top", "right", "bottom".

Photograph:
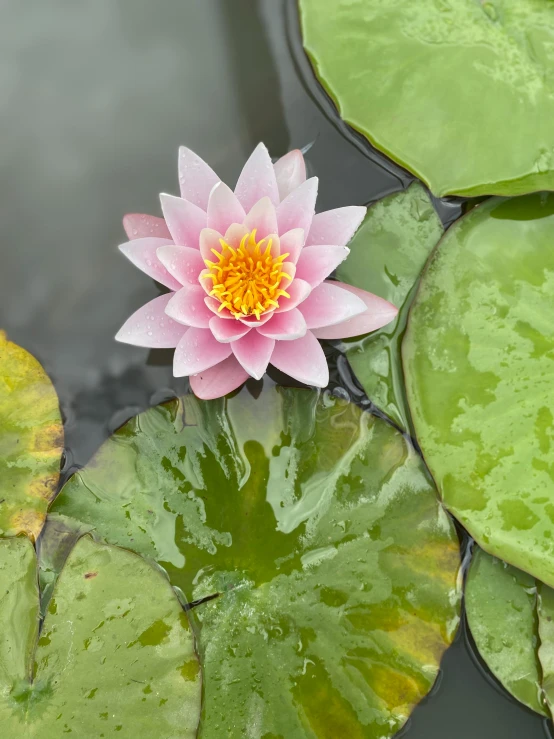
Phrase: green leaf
[
  {"left": 48, "top": 386, "right": 461, "bottom": 738},
  {"left": 337, "top": 183, "right": 443, "bottom": 430},
  {"left": 403, "top": 193, "right": 554, "bottom": 586},
  {"left": 465, "top": 547, "right": 546, "bottom": 715},
  {"left": 0, "top": 536, "right": 201, "bottom": 737},
  {"left": 0, "top": 332, "right": 63, "bottom": 540},
  {"left": 538, "top": 585, "right": 554, "bottom": 718},
  {"left": 299, "top": 0, "right": 554, "bottom": 197}
]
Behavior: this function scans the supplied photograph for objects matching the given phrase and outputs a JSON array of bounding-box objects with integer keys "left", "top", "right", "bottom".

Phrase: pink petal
[
  {"left": 274, "top": 150, "right": 307, "bottom": 201},
  {"left": 243, "top": 197, "right": 278, "bottom": 239},
  {"left": 237, "top": 310, "right": 275, "bottom": 327},
  {"left": 270, "top": 332, "right": 329, "bottom": 388},
  {"left": 231, "top": 332, "right": 275, "bottom": 380},
  {"left": 165, "top": 285, "right": 214, "bottom": 328},
  {"left": 279, "top": 228, "right": 305, "bottom": 264},
  {"left": 123, "top": 214, "right": 171, "bottom": 241},
  {"left": 274, "top": 278, "right": 312, "bottom": 313},
  {"left": 235, "top": 143, "right": 279, "bottom": 211},
  {"left": 224, "top": 223, "right": 250, "bottom": 248},
  {"left": 156, "top": 245, "right": 205, "bottom": 286},
  {"left": 257, "top": 308, "right": 307, "bottom": 340},
  {"left": 280, "top": 261, "right": 296, "bottom": 292},
  {"left": 277, "top": 178, "right": 318, "bottom": 238},
  {"left": 209, "top": 316, "right": 251, "bottom": 343},
  {"left": 118, "top": 238, "right": 181, "bottom": 291},
  {"left": 207, "top": 182, "right": 246, "bottom": 235},
  {"left": 311, "top": 283, "right": 398, "bottom": 339},
  {"left": 178, "top": 146, "right": 220, "bottom": 210},
  {"left": 160, "top": 193, "right": 206, "bottom": 249},
  {"left": 306, "top": 206, "right": 366, "bottom": 247},
  {"left": 299, "top": 281, "right": 367, "bottom": 329},
  {"left": 199, "top": 228, "right": 224, "bottom": 263},
  {"left": 205, "top": 296, "right": 235, "bottom": 319},
  {"left": 173, "top": 327, "right": 232, "bottom": 377},
  {"left": 189, "top": 355, "right": 249, "bottom": 400},
  {"left": 115, "top": 293, "right": 185, "bottom": 348},
  {"left": 295, "top": 245, "right": 350, "bottom": 288}
]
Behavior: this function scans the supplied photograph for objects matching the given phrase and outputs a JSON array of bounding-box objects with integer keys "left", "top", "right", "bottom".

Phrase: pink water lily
[{"left": 116, "top": 144, "right": 398, "bottom": 399}]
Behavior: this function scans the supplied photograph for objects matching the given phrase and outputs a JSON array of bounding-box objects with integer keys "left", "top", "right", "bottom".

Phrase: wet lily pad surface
[
  {"left": 48, "top": 386, "right": 461, "bottom": 738},
  {"left": 0, "top": 332, "right": 63, "bottom": 540},
  {"left": 337, "top": 183, "right": 443, "bottom": 431},
  {"left": 403, "top": 193, "right": 554, "bottom": 586},
  {"left": 465, "top": 547, "right": 546, "bottom": 715},
  {"left": 300, "top": 0, "right": 554, "bottom": 197},
  {"left": 0, "top": 536, "right": 201, "bottom": 737}
]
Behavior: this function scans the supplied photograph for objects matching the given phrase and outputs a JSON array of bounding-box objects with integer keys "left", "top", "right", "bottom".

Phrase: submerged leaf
[
  {"left": 48, "top": 385, "right": 461, "bottom": 738},
  {"left": 404, "top": 193, "right": 554, "bottom": 586},
  {"left": 0, "top": 536, "right": 201, "bottom": 737},
  {"left": 0, "top": 332, "right": 63, "bottom": 540},
  {"left": 300, "top": 0, "right": 554, "bottom": 197}
]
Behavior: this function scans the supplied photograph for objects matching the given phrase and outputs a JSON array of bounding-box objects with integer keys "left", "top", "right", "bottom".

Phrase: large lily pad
[
  {"left": 337, "top": 183, "right": 443, "bottom": 431},
  {"left": 465, "top": 547, "right": 546, "bottom": 715},
  {"left": 48, "top": 386, "right": 461, "bottom": 738},
  {"left": 300, "top": 0, "right": 554, "bottom": 197},
  {"left": 403, "top": 193, "right": 554, "bottom": 586},
  {"left": 0, "top": 535, "right": 201, "bottom": 737},
  {"left": 0, "top": 332, "right": 63, "bottom": 540}
]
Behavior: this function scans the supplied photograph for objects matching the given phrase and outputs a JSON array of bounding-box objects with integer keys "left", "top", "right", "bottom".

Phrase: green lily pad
[
  {"left": 465, "top": 547, "right": 546, "bottom": 715},
  {"left": 337, "top": 183, "right": 443, "bottom": 431},
  {"left": 300, "top": 0, "right": 554, "bottom": 197},
  {"left": 403, "top": 193, "right": 554, "bottom": 586},
  {"left": 0, "top": 535, "right": 201, "bottom": 737},
  {"left": 538, "top": 585, "right": 554, "bottom": 719},
  {"left": 48, "top": 386, "right": 461, "bottom": 738},
  {"left": 0, "top": 331, "right": 63, "bottom": 541}
]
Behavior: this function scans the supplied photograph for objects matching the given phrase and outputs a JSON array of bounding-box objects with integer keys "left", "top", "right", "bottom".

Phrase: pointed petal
[
  {"left": 207, "top": 182, "right": 246, "bottom": 234},
  {"left": 279, "top": 228, "right": 305, "bottom": 264},
  {"left": 279, "top": 261, "right": 296, "bottom": 291},
  {"left": 156, "top": 245, "right": 204, "bottom": 286},
  {"left": 189, "top": 355, "right": 249, "bottom": 400},
  {"left": 270, "top": 332, "right": 329, "bottom": 387},
  {"left": 277, "top": 177, "right": 318, "bottom": 238},
  {"left": 257, "top": 308, "right": 307, "bottom": 340},
  {"left": 295, "top": 245, "right": 350, "bottom": 288},
  {"left": 236, "top": 310, "right": 275, "bottom": 327},
  {"left": 243, "top": 197, "right": 278, "bottom": 239},
  {"left": 235, "top": 143, "right": 279, "bottom": 211},
  {"left": 224, "top": 223, "right": 250, "bottom": 248},
  {"left": 178, "top": 146, "right": 220, "bottom": 209},
  {"left": 205, "top": 295, "right": 235, "bottom": 319},
  {"left": 160, "top": 193, "right": 206, "bottom": 249},
  {"left": 231, "top": 331, "right": 275, "bottom": 380},
  {"left": 306, "top": 206, "right": 366, "bottom": 247},
  {"left": 165, "top": 285, "right": 214, "bottom": 328},
  {"left": 119, "top": 238, "right": 181, "bottom": 290},
  {"left": 274, "top": 150, "right": 307, "bottom": 201},
  {"left": 209, "top": 316, "right": 251, "bottom": 343},
  {"left": 123, "top": 214, "right": 171, "bottom": 241},
  {"left": 115, "top": 294, "right": 185, "bottom": 348},
  {"left": 173, "top": 327, "right": 232, "bottom": 377},
  {"left": 274, "top": 278, "right": 312, "bottom": 313},
  {"left": 199, "top": 228, "right": 224, "bottom": 263},
  {"left": 299, "top": 281, "right": 367, "bottom": 329},
  {"left": 311, "top": 283, "right": 398, "bottom": 339}
]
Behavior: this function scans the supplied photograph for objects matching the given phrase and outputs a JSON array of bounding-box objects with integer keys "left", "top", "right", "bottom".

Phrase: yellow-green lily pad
[
  {"left": 47, "top": 386, "right": 461, "bottom": 738},
  {"left": 0, "top": 332, "right": 63, "bottom": 540},
  {"left": 0, "top": 535, "right": 201, "bottom": 737}
]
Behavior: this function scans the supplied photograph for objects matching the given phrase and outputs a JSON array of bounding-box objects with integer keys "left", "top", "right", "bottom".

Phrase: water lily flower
[{"left": 116, "top": 144, "right": 398, "bottom": 399}]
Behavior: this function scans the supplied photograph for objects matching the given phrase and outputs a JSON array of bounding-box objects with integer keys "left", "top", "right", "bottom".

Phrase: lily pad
[
  {"left": 0, "top": 535, "right": 201, "bottom": 737},
  {"left": 300, "top": 0, "right": 554, "bottom": 197},
  {"left": 538, "top": 585, "right": 554, "bottom": 719},
  {"left": 465, "top": 547, "right": 546, "bottom": 715},
  {"left": 403, "top": 193, "right": 554, "bottom": 586},
  {"left": 0, "top": 332, "right": 63, "bottom": 540},
  {"left": 337, "top": 183, "right": 443, "bottom": 431},
  {"left": 48, "top": 385, "right": 461, "bottom": 738}
]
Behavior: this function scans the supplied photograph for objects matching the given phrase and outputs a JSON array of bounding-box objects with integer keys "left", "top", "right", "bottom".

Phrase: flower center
[{"left": 202, "top": 230, "right": 290, "bottom": 320}]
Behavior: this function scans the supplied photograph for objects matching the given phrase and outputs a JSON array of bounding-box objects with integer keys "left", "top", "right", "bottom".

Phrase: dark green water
[{"left": 0, "top": 0, "right": 550, "bottom": 736}]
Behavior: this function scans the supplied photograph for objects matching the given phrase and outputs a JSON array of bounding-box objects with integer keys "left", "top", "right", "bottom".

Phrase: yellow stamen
[{"left": 202, "top": 229, "right": 291, "bottom": 319}]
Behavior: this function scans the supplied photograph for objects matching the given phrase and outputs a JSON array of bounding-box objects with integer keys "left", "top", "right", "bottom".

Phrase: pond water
[{"left": 0, "top": 0, "right": 551, "bottom": 736}]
